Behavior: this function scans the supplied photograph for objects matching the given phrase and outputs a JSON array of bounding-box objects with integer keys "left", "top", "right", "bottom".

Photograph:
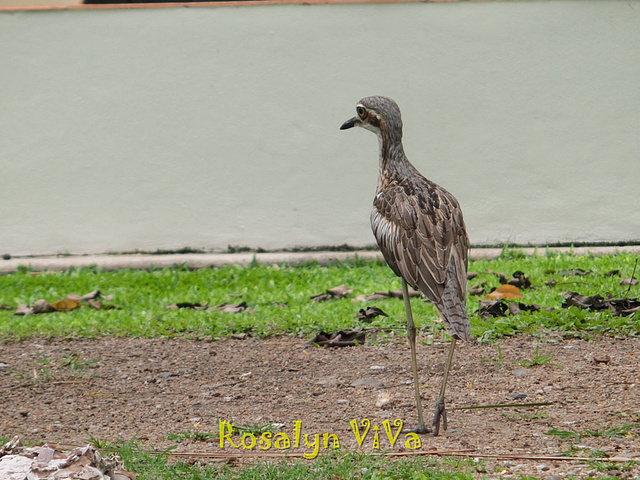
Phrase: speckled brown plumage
[{"left": 341, "top": 95, "right": 470, "bottom": 435}]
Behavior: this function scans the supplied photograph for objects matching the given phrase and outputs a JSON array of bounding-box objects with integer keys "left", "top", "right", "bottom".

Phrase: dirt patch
[{"left": 2, "top": 335, "right": 639, "bottom": 478}]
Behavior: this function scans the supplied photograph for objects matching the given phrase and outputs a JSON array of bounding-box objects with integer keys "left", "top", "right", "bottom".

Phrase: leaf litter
[
  {"left": 0, "top": 437, "right": 134, "bottom": 480},
  {"left": 14, "top": 290, "right": 119, "bottom": 316}
]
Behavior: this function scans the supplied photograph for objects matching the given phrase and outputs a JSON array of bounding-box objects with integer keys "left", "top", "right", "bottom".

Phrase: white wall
[{"left": 1, "top": 0, "right": 639, "bottom": 256}]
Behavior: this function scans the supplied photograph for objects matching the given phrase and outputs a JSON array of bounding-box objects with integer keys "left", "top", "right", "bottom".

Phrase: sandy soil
[{"left": 1, "top": 335, "right": 639, "bottom": 478}]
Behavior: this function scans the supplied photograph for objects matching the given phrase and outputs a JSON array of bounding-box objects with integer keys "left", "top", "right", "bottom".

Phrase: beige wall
[{"left": 1, "top": 1, "right": 639, "bottom": 256}]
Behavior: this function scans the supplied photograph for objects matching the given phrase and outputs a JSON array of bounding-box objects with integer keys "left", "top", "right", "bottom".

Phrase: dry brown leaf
[
  {"left": 166, "top": 302, "right": 209, "bottom": 310},
  {"left": 485, "top": 284, "right": 522, "bottom": 300},
  {"left": 33, "top": 299, "right": 56, "bottom": 314},
  {"left": 51, "top": 299, "right": 82, "bottom": 311},
  {"left": 215, "top": 302, "right": 253, "bottom": 313},
  {"left": 310, "top": 330, "right": 365, "bottom": 347},
  {"left": 14, "top": 304, "right": 34, "bottom": 316},
  {"left": 311, "top": 285, "right": 353, "bottom": 302},
  {"left": 356, "top": 306, "right": 388, "bottom": 322}
]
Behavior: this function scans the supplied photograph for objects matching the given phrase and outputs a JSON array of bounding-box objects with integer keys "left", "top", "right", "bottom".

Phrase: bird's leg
[
  {"left": 432, "top": 337, "right": 457, "bottom": 436},
  {"left": 401, "top": 279, "right": 429, "bottom": 434}
]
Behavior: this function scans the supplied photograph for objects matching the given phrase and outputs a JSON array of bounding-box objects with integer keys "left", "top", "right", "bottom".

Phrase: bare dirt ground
[{"left": 1, "top": 335, "right": 639, "bottom": 478}]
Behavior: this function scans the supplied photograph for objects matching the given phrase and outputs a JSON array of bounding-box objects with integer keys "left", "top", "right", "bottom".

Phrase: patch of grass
[
  {"left": 1, "top": 252, "right": 639, "bottom": 341},
  {"left": 546, "top": 423, "right": 639, "bottom": 443},
  {"left": 480, "top": 342, "right": 506, "bottom": 367},
  {"left": 501, "top": 409, "right": 548, "bottom": 422},
  {"left": 517, "top": 346, "right": 555, "bottom": 367},
  {"left": 167, "top": 430, "right": 218, "bottom": 443},
  {"left": 8, "top": 351, "right": 99, "bottom": 386},
  {"left": 103, "top": 439, "right": 481, "bottom": 480}
]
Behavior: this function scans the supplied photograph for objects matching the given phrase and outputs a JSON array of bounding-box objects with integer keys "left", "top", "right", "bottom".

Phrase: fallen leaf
[
  {"left": 215, "top": 302, "right": 253, "bottom": 313},
  {"left": 166, "top": 302, "right": 209, "bottom": 310},
  {"left": 478, "top": 300, "right": 552, "bottom": 319},
  {"left": 509, "top": 271, "right": 532, "bottom": 289},
  {"left": 562, "top": 292, "right": 608, "bottom": 311},
  {"left": 562, "top": 291, "right": 640, "bottom": 316},
  {"left": 485, "top": 284, "right": 522, "bottom": 300},
  {"left": 67, "top": 290, "right": 101, "bottom": 301},
  {"left": 485, "top": 270, "right": 508, "bottom": 284},
  {"left": 558, "top": 268, "right": 591, "bottom": 277},
  {"left": 51, "top": 299, "right": 82, "bottom": 311},
  {"left": 33, "top": 299, "right": 55, "bottom": 314},
  {"left": 310, "top": 330, "right": 365, "bottom": 347},
  {"left": 14, "top": 304, "right": 34, "bottom": 316},
  {"left": 352, "top": 288, "right": 421, "bottom": 302},
  {"left": 0, "top": 439, "right": 134, "bottom": 480},
  {"left": 311, "top": 284, "right": 353, "bottom": 302},
  {"left": 468, "top": 282, "right": 487, "bottom": 296},
  {"left": 326, "top": 284, "right": 352, "bottom": 297},
  {"left": 87, "top": 300, "right": 121, "bottom": 310},
  {"left": 356, "top": 306, "right": 388, "bottom": 322}
]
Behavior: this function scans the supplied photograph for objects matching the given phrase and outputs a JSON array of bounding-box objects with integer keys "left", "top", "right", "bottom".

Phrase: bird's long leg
[
  {"left": 432, "top": 337, "right": 457, "bottom": 436},
  {"left": 401, "top": 279, "right": 429, "bottom": 434}
]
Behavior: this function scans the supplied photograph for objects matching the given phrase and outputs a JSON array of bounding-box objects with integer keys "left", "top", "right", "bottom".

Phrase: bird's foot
[
  {"left": 432, "top": 401, "right": 448, "bottom": 436},
  {"left": 403, "top": 424, "right": 432, "bottom": 435}
]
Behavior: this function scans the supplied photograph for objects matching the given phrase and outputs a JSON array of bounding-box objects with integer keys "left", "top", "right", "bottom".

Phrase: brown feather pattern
[{"left": 358, "top": 96, "right": 470, "bottom": 341}]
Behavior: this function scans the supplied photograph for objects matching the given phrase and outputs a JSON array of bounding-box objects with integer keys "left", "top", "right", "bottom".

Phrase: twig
[
  {"left": 451, "top": 401, "right": 553, "bottom": 411},
  {"left": 163, "top": 449, "right": 636, "bottom": 463},
  {"left": 446, "top": 452, "right": 636, "bottom": 463},
  {"left": 164, "top": 448, "right": 476, "bottom": 459},
  {"left": 627, "top": 258, "right": 638, "bottom": 294}
]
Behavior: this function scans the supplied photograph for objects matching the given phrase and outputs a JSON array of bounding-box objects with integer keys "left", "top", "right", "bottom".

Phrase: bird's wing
[{"left": 371, "top": 181, "right": 468, "bottom": 306}]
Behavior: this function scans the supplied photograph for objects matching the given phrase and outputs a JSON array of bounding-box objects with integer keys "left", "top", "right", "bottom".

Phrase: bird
[{"left": 340, "top": 96, "right": 470, "bottom": 435}]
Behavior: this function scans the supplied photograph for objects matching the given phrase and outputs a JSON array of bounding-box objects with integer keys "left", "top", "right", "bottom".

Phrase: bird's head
[{"left": 340, "top": 96, "right": 403, "bottom": 144}]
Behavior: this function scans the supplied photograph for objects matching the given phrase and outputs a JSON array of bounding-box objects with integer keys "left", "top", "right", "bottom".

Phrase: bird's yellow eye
[{"left": 356, "top": 106, "right": 367, "bottom": 119}]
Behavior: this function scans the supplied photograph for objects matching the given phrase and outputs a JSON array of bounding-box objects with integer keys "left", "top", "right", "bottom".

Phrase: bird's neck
[{"left": 377, "top": 133, "right": 410, "bottom": 177}]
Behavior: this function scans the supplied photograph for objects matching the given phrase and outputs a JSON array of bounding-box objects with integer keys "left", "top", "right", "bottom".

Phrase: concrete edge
[{"left": 1, "top": 246, "right": 640, "bottom": 273}]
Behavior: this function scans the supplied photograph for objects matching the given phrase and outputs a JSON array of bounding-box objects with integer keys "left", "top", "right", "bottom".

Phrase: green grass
[
  {"left": 98, "top": 439, "right": 481, "bottom": 480},
  {"left": 0, "top": 251, "right": 639, "bottom": 341},
  {"left": 3, "top": 250, "right": 639, "bottom": 479}
]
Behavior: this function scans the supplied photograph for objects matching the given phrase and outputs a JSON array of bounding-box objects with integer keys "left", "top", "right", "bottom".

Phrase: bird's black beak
[{"left": 340, "top": 117, "right": 358, "bottom": 130}]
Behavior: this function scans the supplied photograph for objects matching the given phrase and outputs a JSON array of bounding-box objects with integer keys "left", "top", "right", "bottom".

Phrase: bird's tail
[{"left": 438, "top": 259, "right": 471, "bottom": 341}]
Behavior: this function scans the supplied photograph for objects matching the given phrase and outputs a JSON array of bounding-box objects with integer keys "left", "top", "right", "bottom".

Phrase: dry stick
[
  {"left": 165, "top": 449, "right": 635, "bottom": 463},
  {"left": 166, "top": 448, "right": 476, "bottom": 459},
  {"left": 445, "top": 452, "right": 636, "bottom": 463},
  {"left": 451, "top": 401, "right": 553, "bottom": 411},
  {"left": 627, "top": 258, "right": 638, "bottom": 295}
]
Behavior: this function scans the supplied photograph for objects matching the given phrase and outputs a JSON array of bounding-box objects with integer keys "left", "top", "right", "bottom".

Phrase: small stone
[
  {"left": 350, "top": 378, "right": 384, "bottom": 388},
  {"left": 337, "top": 399, "right": 349, "bottom": 405},
  {"left": 594, "top": 355, "right": 611, "bottom": 364},
  {"left": 511, "top": 367, "right": 530, "bottom": 377},
  {"left": 158, "top": 372, "right": 177, "bottom": 378},
  {"left": 510, "top": 393, "right": 527, "bottom": 400},
  {"left": 370, "top": 365, "right": 386, "bottom": 371},
  {"left": 375, "top": 392, "right": 392, "bottom": 408}
]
